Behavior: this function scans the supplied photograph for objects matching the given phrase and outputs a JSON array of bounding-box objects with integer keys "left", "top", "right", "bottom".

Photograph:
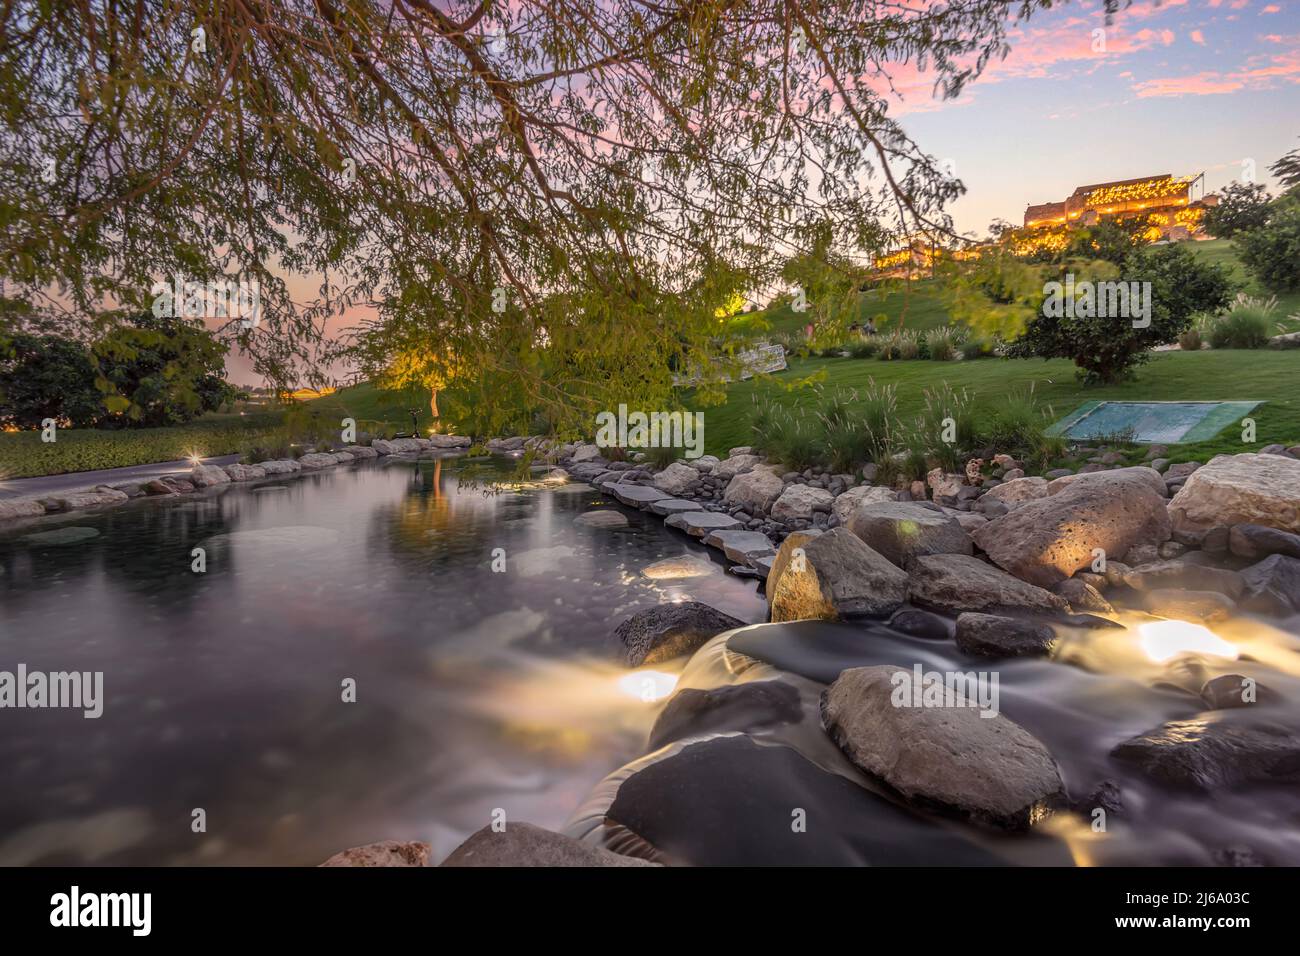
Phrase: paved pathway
[{"left": 0, "top": 454, "right": 240, "bottom": 499}]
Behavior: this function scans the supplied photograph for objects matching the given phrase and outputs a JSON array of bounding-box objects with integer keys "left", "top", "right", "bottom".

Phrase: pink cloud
[
  {"left": 1191, "top": 29, "right": 1206, "bottom": 44},
  {"left": 1262, "top": 4, "right": 1282, "bottom": 12},
  {"left": 1132, "top": 40, "right": 1300, "bottom": 97}
]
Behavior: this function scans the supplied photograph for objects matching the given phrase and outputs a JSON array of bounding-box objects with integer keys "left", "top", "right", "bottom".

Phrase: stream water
[{"left": 2, "top": 454, "right": 1298, "bottom": 866}]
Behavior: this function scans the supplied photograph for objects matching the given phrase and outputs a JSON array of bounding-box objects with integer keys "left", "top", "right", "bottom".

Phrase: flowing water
[{"left": 2, "top": 454, "right": 1298, "bottom": 866}]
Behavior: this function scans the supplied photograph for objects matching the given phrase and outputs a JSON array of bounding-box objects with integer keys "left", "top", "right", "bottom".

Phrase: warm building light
[{"left": 1138, "top": 620, "right": 1238, "bottom": 663}]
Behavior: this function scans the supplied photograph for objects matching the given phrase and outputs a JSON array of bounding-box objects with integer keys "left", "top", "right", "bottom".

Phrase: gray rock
[
  {"left": 191, "top": 463, "right": 232, "bottom": 487},
  {"left": 341, "top": 444, "right": 381, "bottom": 458},
  {"left": 767, "top": 528, "right": 908, "bottom": 622},
  {"left": 608, "top": 483, "right": 670, "bottom": 508},
  {"left": 223, "top": 462, "right": 267, "bottom": 481},
  {"left": 257, "top": 459, "right": 301, "bottom": 475},
  {"left": 1229, "top": 524, "right": 1300, "bottom": 562},
  {"left": 821, "top": 665, "right": 1063, "bottom": 829},
  {"left": 1112, "top": 718, "right": 1300, "bottom": 791},
  {"left": 42, "top": 488, "right": 130, "bottom": 511},
  {"left": 722, "top": 465, "right": 785, "bottom": 514},
  {"left": 23, "top": 526, "right": 100, "bottom": 546},
  {"left": 613, "top": 601, "right": 747, "bottom": 666},
  {"left": 320, "top": 840, "right": 431, "bottom": 867},
  {"left": 297, "top": 452, "right": 341, "bottom": 469},
  {"left": 0, "top": 498, "right": 47, "bottom": 520},
  {"left": 1201, "top": 675, "right": 1271, "bottom": 711},
  {"left": 652, "top": 461, "right": 700, "bottom": 496},
  {"left": 830, "top": 484, "right": 896, "bottom": 525},
  {"left": 665, "top": 510, "right": 743, "bottom": 537},
  {"left": 907, "top": 554, "right": 1070, "bottom": 616},
  {"left": 574, "top": 509, "right": 629, "bottom": 529},
  {"left": 1237, "top": 554, "right": 1300, "bottom": 616},
  {"left": 441, "top": 822, "right": 655, "bottom": 867},
  {"left": 980, "top": 476, "right": 1048, "bottom": 510},
  {"left": 974, "top": 472, "right": 1169, "bottom": 588},
  {"left": 847, "top": 501, "right": 972, "bottom": 568},
  {"left": 648, "top": 680, "right": 803, "bottom": 750},
  {"left": 770, "top": 484, "right": 835, "bottom": 522},
  {"left": 955, "top": 612, "right": 1057, "bottom": 659},
  {"left": 888, "top": 607, "right": 953, "bottom": 639},
  {"left": 711, "top": 453, "right": 762, "bottom": 480},
  {"left": 702, "top": 529, "right": 776, "bottom": 565},
  {"left": 1052, "top": 578, "right": 1114, "bottom": 614},
  {"left": 648, "top": 498, "right": 700, "bottom": 516}
]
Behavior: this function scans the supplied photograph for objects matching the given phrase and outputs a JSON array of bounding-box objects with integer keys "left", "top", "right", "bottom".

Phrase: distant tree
[
  {"left": 1001, "top": 244, "right": 1234, "bottom": 384},
  {"left": 1272, "top": 140, "right": 1300, "bottom": 192},
  {"left": 93, "top": 314, "right": 234, "bottom": 428},
  {"left": 1235, "top": 205, "right": 1300, "bottom": 293},
  {"left": 0, "top": 334, "right": 103, "bottom": 429},
  {"left": 1204, "top": 181, "right": 1273, "bottom": 238},
  {"left": 1063, "top": 218, "right": 1148, "bottom": 266}
]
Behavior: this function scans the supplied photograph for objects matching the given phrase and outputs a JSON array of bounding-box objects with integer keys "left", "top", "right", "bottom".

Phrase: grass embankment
[
  {"left": 0, "top": 412, "right": 286, "bottom": 480},
  {"left": 691, "top": 349, "right": 1300, "bottom": 465},
  {"left": 728, "top": 277, "right": 952, "bottom": 339},
  {"left": 1188, "top": 238, "right": 1300, "bottom": 326}
]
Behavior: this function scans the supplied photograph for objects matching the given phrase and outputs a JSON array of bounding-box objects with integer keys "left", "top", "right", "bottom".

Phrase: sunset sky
[{"left": 230, "top": 0, "right": 1300, "bottom": 386}]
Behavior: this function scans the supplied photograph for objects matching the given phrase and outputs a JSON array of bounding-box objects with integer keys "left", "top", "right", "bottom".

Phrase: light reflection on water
[{"left": 0, "top": 456, "right": 767, "bottom": 865}]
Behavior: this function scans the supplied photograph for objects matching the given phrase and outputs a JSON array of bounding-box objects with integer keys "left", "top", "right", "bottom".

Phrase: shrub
[
  {"left": 1235, "top": 205, "right": 1300, "bottom": 292},
  {"left": 816, "top": 384, "right": 895, "bottom": 473},
  {"left": 767, "top": 409, "right": 821, "bottom": 471},
  {"left": 1178, "top": 314, "right": 1210, "bottom": 352},
  {"left": 848, "top": 339, "right": 879, "bottom": 359},
  {"left": 1207, "top": 295, "right": 1275, "bottom": 349},
  {"left": 877, "top": 333, "right": 905, "bottom": 360},
  {"left": 0, "top": 333, "right": 104, "bottom": 429},
  {"left": 925, "top": 328, "right": 957, "bottom": 361},
  {"left": 1003, "top": 244, "right": 1234, "bottom": 384},
  {"left": 917, "top": 384, "right": 976, "bottom": 472},
  {"left": 898, "top": 330, "right": 921, "bottom": 360},
  {"left": 644, "top": 444, "right": 682, "bottom": 469},
  {"left": 960, "top": 336, "right": 994, "bottom": 360}
]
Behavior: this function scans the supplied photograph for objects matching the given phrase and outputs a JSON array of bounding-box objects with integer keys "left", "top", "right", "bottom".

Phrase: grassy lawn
[
  {"left": 1187, "top": 238, "right": 1300, "bottom": 330},
  {"left": 690, "top": 349, "right": 1300, "bottom": 464},
  {"left": 728, "top": 276, "right": 952, "bottom": 339}
]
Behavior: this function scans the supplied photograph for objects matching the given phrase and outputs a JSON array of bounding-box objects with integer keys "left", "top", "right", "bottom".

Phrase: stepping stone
[
  {"left": 649, "top": 497, "right": 700, "bottom": 516},
  {"left": 665, "top": 511, "right": 743, "bottom": 537},
  {"left": 641, "top": 555, "right": 716, "bottom": 580},
  {"left": 609, "top": 484, "right": 671, "bottom": 508},
  {"left": 574, "top": 510, "right": 629, "bottom": 529},
  {"left": 703, "top": 529, "right": 776, "bottom": 565},
  {"left": 750, "top": 554, "right": 776, "bottom": 578}
]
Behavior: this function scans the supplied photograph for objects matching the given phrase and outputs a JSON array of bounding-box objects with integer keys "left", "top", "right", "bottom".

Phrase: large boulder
[
  {"left": 574, "top": 509, "right": 628, "bottom": 529},
  {"left": 954, "top": 612, "right": 1057, "bottom": 659},
  {"left": 426, "top": 434, "right": 472, "bottom": 448},
  {"left": 652, "top": 461, "right": 701, "bottom": 496},
  {"left": 702, "top": 529, "right": 776, "bottom": 565},
  {"left": 1112, "top": 716, "right": 1300, "bottom": 790},
  {"left": 43, "top": 488, "right": 130, "bottom": 511},
  {"left": 908, "top": 554, "right": 1069, "bottom": 616},
  {"left": 319, "top": 840, "right": 431, "bottom": 867},
  {"left": 440, "top": 823, "right": 654, "bottom": 867},
  {"left": 711, "top": 453, "right": 762, "bottom": 480},
  {"left": 341, "top": 444, "right": 380, "bottom": 458},
  {"left": 297, "top": 452, "right": 340, "bottom": 469},
  {"left": 770, "top": 484, "right": 834, "bottom": 522},
  {"left": 190, "top": 464, "right": 231, "bottom": 487},
  {"left": 722, "top": 465, "right": 784, "bottom": 514},
  {"left": 257, "top": 459, "right": 301, "bottom": 475},
  {"left": 1119, "top": 558, "right": 1246, "bottom": 599},
  {"left": 973, "top": 472, "right": 1169, "bottom": 588},
  {"left": 820, "top": 665, "right": 1063, "bottom": 829},
  {"left": 767, "top": 528, "right": 908, "bottom": 622},
  {"left": 830, "top": 484, "right": 896, "bottom": 526},
  {"left": 1168, "top": 453, "right": 1300, "bottom": 536},
  {"left": 1047, "top": 465, "right": 1166, "bottom": 498},
  {"left": 979, "top": 476, "right": 1048, "bottom": 510},
  {"left": 847, "top": 501, "right": 971, "bottom": 568},
  {"left": 612, "top": 601, "right": 746, "bottom": 666},
  {"left": 569, "top": 443, "right": 604, "bottom": 463}
]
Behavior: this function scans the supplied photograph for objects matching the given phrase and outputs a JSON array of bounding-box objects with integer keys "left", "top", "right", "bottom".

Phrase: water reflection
[{"left": 0, "top": 456, "right": 767, "bottom": 865}]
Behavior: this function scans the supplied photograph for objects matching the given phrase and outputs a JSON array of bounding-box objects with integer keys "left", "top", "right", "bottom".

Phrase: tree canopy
[{"left": 1, "top": 0, "right": 1075, "bottom": 433}]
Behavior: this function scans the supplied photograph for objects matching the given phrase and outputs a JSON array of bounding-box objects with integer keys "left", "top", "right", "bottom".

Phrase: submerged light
[
  {"left": 617, "top": 670, "right": 679, "bottom": 703},
  {"left": 1138, "top": 620, "right": 1238, "bottom": 664}
]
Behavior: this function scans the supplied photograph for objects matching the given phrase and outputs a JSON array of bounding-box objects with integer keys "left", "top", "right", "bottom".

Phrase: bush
[
  {"left": 917, "top": 384, "right": 976, "bottom": 472},
  {"left": 847, "top": 339, "right": 879, "bottom": 359},
  {"left": 1207, "top": 295, "right": 1275, "bottom": 349},
  {"left": 925, "top": 328, "right": 957, "bottom": 361},
  {"left": 816, "top": 383, "right": 895, "bottom": 472},
  {"left": 766, "top": 410, "right": 820, "bottom": 471},
  {"left": 644, "top": 444, "right": 682, "bottom": 469},
  {"left": 1204, "top": 181, "right": 1273, "bottom": 238},
  {"left": 1235, "top": 205, "right": 1300, "bottom": 292},
  {"left": 898, "top": 330, "right": 921, "bottom": 360},
  {"left": 877, "top": 333, "right": 904, "bottom": 360},
  {"left": 0, "top": 333, "right": 104, "bottom": 429},
  {"left": 1004, "top": 244, "right": 1235, "bottom": 384},
  {"left": 960, "top": 337, "right": 994, "bottom": 360},
  {"left": 1178, "top": 314, "right": 1210, "bottom": 352}
]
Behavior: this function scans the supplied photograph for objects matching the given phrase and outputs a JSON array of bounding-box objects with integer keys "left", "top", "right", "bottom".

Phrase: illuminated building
[{"left": 1022, "top": 172, "right": 1217, "bottom": 240}]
